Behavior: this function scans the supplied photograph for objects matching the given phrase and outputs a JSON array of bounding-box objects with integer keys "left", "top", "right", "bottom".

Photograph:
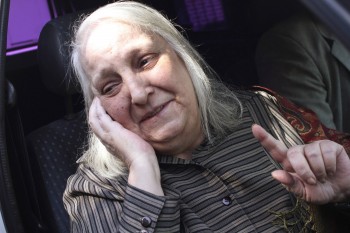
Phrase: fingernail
[
  {"left": 307, "top": 177, "right": 316, "bottom": 185},
  {"left": 281, "top": 184, "right": 290, "bottom": 191}
]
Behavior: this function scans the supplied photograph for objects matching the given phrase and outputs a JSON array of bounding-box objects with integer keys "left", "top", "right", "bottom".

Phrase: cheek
[{"left": 100, "top": 97, "right": 129, "bottom": 123}]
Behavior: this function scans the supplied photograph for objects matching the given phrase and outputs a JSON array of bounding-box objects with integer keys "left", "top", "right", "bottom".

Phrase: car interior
[{"left": 1, "top": 0, "right": 349, "bottom": 232}]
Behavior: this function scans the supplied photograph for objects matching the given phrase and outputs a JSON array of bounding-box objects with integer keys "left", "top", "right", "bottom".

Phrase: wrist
[{"left": 128, "top": 159, "right": 163, "bottom": 196}]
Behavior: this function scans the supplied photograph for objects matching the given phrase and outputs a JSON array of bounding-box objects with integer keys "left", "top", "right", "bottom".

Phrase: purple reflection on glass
[
  {"left": 184, "top": 0, "right": 225, "bottom": 31},
  {"left": 6, "top": 0, "right": 51, "bottom": 55}
]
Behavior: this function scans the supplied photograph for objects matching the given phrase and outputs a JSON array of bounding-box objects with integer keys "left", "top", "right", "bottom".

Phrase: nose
[{"left": 126, "top": 76, "right": 154, "bottom": 105}]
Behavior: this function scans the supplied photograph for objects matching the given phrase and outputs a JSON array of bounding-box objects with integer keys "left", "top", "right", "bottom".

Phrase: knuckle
[
  {"left": 287, "top": 147, "right": 302, "bottom": 159},
  {"left": 320, "top": 148, "right": 335, "bottom": 158},
  {"left": 296, "top": 167, "right": 310, "bottom": 178},
  {"left": 319, "top": 140, "right": 336, "bottom": 150},
  {"left": 105, "top": 133, "right": 114, "bottom": 143},
  {"left": 304, "top": 150, "right": 319, "bottom": 160}
]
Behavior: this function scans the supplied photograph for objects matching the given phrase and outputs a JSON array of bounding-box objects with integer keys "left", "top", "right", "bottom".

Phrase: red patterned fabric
[{"left": 254, "top": 86, "right": 350, "bottom": 155}]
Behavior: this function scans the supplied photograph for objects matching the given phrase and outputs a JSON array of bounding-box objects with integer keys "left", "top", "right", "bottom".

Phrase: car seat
[{"left": 26, "top": 11, "right": 89, "bottom": 233}]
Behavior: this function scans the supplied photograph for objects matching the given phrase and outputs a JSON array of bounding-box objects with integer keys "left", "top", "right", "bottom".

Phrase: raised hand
[
  {"left": 89, "top": 97, "right": 163, "bottom": 195},
  {"left": 252, "top": 124, "right": 350, "bottom": 204}
]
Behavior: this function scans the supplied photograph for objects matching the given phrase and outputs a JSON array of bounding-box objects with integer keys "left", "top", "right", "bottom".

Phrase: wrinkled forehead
[{"left": 82, "top": 21, "right": 145, "bottom": 56}]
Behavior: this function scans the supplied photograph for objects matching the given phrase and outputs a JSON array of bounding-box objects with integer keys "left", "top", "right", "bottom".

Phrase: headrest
[{"left": 38, "top": 11, "right": 87, "bottom": 96}]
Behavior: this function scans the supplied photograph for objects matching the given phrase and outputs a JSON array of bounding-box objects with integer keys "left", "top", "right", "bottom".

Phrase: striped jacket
[{"left": 63, "top": 90, "right": 348, "bottom": 232}]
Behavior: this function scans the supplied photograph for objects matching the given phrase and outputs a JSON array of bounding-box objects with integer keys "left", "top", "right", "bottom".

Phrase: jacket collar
[{"left": 317, "top": 21, "right": 350, "bottom": 71}]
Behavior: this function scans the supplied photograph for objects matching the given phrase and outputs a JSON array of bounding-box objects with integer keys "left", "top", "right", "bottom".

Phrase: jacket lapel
[
  {"left": 331, "top": 41, "right": 350, "bottom": 71},
  {"left": 317, "top": 21, "right": 350, "bottom": 71}
]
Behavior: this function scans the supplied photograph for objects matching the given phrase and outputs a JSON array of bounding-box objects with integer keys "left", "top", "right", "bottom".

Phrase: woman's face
[{"left": 83, "top": 22, "right": 203, "bottom": 156}]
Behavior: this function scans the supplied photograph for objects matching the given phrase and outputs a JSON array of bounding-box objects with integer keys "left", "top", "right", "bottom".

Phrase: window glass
[
  {"left": 173, "top": 0, "right": 228, "bottom": 31},
  {"left": 6, "top": 0, "right": 52, "bottom": 55},
  {"left": 183, "top": 0, "right": 225, "bottom": 31}
]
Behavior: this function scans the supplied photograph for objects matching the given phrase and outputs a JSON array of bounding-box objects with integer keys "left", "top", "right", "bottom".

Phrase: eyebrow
[
  {"left": 90, "top": 35, "right": 161, "bottom": 85},
  {"left": 91, "top": 68, "right": 117, "bottom": 87}
]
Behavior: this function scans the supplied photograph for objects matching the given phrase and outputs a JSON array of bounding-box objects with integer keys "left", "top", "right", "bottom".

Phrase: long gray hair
[{"left": 71, "top": 1, "right": 242, "bottom": 178}]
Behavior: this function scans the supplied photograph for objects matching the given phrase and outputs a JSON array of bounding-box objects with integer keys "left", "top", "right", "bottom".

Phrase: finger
[
  {"left": 271, "top": 170, "right": 294, "bottom": 187},
  {"left": 88, "top": 98, "right": 102, "bottom": 133},
  {"left": 303, "top": 142, "right": 327, "bottom": 182},
  {"left": 89, "top": 98, "right": 122, "bottom": 153},
  {"left": 287, "top": 146, "right": 317, "bottom": 185},
  {"left": 319, "top": 140, "right": 338, "bottom": 176},
  {"left": 252, "top": 124, "right": 290, "bottom": 166},
  {"left": 90, "top": 98, "right": 119, "bottom": 133},
  {"left": 89, "top": 98, "right": 114, "bottom": 139},
  {"left": 271, "top": 170, "right": 305, "bottom": 198}
]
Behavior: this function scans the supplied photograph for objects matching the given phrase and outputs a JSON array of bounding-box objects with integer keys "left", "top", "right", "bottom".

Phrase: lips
[{"left": 141, "top": 104, "right": 166, "bottom": 122}]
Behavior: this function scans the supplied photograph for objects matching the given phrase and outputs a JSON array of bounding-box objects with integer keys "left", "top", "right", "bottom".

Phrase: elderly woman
[{"left": 64, "top": 1, "right": 350, "bottom": 232}]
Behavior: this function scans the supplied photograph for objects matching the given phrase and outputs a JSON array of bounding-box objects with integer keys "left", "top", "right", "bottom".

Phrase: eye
[
  {"left": 139, "top": 58, "right": 149, "bottom": 67},
  {"left": 138, "top": 54, "right": 158, "bottom": 70},
  {"left": 101, "top": 81, "right": 121, "bottom": 96}
]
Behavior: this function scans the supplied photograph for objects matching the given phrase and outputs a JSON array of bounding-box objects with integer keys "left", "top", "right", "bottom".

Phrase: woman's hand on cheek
[
  {"left": 252, "top": 124, "right": 350, "bottom": 204},
  {"left": 89, "top": 97, "right": 155, "bottom": 166},
  {"left": 89, "top": 97, "right": 164, "bottom": 195}
]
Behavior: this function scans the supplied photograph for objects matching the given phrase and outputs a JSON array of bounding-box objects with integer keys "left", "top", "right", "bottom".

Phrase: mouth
[{"left": 141, "top": 103, "right": 167, "bottom": 122}]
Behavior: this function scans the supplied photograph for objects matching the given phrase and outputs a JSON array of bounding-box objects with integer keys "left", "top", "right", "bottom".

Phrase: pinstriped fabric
[
  {"left": 64, "top": 90, "right": 310, "bottom": 232},
  {"left": 255, "top": 91, "right": 304, "bottom": 147}
]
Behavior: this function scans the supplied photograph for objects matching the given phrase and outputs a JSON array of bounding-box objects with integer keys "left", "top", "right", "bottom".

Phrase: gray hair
[{"left": 71, "top": 1, "right": 242, "bottom": 178}]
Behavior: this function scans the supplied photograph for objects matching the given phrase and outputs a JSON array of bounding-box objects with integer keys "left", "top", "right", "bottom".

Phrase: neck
[{"left": 175, "top": 132, "right": 205, "bottom": 160}]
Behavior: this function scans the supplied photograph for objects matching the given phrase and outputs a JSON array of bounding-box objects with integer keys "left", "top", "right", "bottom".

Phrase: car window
[
  {"left": 6, "top": 0, "right": 52, "bottom": 55},
  {"left": 299, "top": 0, "right": 350, "bottom": 50},
  {"left": 0, "top": 212, "right": 6, "bottom": 233}
]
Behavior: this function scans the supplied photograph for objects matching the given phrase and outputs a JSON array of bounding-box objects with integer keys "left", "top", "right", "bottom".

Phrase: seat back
[
  {"left": 26, "top": 11, "right": 89, "bottom": 233},
  {"left": 26, "top": 113, "right": 87, "bottom": 233}
]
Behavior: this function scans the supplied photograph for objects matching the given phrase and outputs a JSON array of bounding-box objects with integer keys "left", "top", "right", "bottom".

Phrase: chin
[{"left": 146, "top": 126, "right": 185, "bottom": 151}]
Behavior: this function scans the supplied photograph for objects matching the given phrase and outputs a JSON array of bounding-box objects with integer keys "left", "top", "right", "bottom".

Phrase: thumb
[{"left": 271, "top": 170, "right": 305, "bottom": 199}]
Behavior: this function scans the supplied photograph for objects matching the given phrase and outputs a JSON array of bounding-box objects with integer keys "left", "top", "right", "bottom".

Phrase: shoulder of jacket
[
  {"left": 234, "top": 86, "right": 276, "bottom": 102},
  {"left": 65, "top": 163, "right": 127, "bottom": 200}
]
